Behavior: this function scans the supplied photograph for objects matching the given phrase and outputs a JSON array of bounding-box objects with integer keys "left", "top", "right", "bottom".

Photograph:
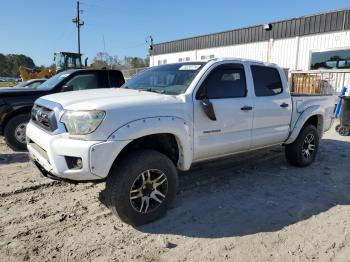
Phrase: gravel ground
[{"left": 0, "top": 124, "right": 350, "bottom": 262}]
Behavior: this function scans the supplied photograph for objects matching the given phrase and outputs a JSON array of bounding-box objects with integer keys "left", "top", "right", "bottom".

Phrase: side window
[
  {"left": 198, "top": 65, "right": 247, "bottom": 99},
  {"left": 251, "top": 65, "right": 282, "bottom": 96},
  {"left": 28, "top": 82, "right": 42, "bottom": 89},
  {"left": 65, "top": 74, "right": 99, "bottom": 91},
  {"left": 107, "top": 71, "right": 125, "bottom": 87}
]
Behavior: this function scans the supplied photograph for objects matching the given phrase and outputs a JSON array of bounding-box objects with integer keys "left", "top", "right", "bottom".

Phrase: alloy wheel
[
  {"left": 14, "top": 123, "right": 27, "bottom": 143},
  {"left": 129, "top": 169, "right": 168, "bottom": 214},
  {"left": 302, "top": 134, "right": 315, "bottom": 160}
]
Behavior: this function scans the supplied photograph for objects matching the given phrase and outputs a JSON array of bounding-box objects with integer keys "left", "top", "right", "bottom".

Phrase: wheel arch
[
  {"left": 285, "top": 108, "right": 324, "bottom": 144},
  {"left": 107, "top": 117, "right": 193, "bottom": 173},
  {"left": 2, "top": 105, "right": 32, "bottom": 132}
]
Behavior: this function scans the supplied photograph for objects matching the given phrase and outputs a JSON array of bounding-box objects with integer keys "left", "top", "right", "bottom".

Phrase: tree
[
  {"left": 0, "top": 53, "right": 35, "bottom": 77},
  {"left": 90, "top": 52, "right": 148, "bottom": 70},
  {"left": 0, "top": 54, "right": 7, "bottom": 75},
  {"left": 90, "top": 52, "right": 121, "bottom": 69},
  {"left": 123, "top": 56, "right": 148, "bottom": 69}
]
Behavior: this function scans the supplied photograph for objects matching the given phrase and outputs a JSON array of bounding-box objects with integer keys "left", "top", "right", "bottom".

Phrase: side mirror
[
  {"left": 61, "top": 85, "right": 73, "bottom": 92},
  {"left": 200, "top": 98, "right": 216, "bottom": 121}
]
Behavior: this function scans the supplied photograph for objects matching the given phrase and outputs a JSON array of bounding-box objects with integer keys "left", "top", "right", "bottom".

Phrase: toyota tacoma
[{"left": 26, "top": 59, "right": 334, "bottom": 225}]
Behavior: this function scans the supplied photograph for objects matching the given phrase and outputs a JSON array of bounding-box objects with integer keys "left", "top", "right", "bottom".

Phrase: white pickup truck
[{"left": 26, "top": 58, "right": 334, "bottom": 225}]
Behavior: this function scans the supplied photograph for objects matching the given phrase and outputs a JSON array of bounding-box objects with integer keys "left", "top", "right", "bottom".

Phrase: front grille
[{"left": 31, "top": 104, "right": 58, "bottom": 132}]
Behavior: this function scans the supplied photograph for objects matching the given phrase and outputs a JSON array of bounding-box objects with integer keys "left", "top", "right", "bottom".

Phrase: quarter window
[
  {"left": 198, "top": 65, "right": 247, "bottom": 99},
  {"left": 251, "top": 65, "right": 282, "bottom": 96}
]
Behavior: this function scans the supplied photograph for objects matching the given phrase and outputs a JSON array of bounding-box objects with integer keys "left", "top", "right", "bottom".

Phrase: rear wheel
[
  {"left": 105, "top": 149, "right": 178, "bottom": 226},
  {"left": 4, "top": 114, "right": 30, "bottom": 151},
  {"left": 338, "top": 126, "right": 350, "bottom": 136},
  {"left": 285, "top": 125, "right": 319, "bottom": 167}
]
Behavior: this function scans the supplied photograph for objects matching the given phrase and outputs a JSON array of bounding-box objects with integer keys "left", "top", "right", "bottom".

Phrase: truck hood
[
  {"left": 0, "top": 87, "right": 46, "bottom": 96},
  {"left": 39, "top": 87, "right": 190, "bottom": 140},
  {"left": 40, "top": 88, "right": 183, "bottom": 111}
]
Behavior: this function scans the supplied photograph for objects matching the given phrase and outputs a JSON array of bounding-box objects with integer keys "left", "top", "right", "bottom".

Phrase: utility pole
[
  {"left": 146, "top": 35, "right": 154, "bottom": 54},
  {"left": 72, "top": 1, "right": 84, "bottom": 55},
  {"left": 146, "top": 35, "right": 154, "bottom": 66}
]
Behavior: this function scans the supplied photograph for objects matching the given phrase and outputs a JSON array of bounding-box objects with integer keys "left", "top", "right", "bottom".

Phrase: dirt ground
[{"left": 1, "top": 124, "right": 350, "bottom": 262}]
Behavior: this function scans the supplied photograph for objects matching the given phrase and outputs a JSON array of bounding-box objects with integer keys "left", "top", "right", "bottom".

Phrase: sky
[{"left": 1, "top": 0, "right": 350, "bottom": 66}]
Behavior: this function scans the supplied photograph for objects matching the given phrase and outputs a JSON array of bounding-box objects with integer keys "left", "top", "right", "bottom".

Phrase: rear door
[
  {"left": 249, "top": 64, "right": 292, "bottom": 148},
  {"left": 193, "top": 63, "right": 253, "bottom": 161}
]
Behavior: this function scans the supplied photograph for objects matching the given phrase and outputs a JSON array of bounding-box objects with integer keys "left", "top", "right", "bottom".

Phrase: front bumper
[{"left": 26, "top": 121, "right": 129, "bottom": 181}]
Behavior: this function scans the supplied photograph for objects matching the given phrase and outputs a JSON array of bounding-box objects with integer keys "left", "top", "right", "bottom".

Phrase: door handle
[
  {"left": 280, "top": 102, "right": 289, "bottom": 108},
  {"left": 240, "top": 105, "right": 253, "bottom": 111}
]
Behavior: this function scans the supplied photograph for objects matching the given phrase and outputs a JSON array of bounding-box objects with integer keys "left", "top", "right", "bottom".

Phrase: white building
[{"left": 150, "top": 8, "right": 350, "bottom": 72}]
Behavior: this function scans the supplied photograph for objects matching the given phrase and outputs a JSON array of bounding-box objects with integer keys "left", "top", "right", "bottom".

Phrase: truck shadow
[
  {"left": 133, "top": 138, "right": 350, "bottom": 238},
  {"left": 0, "top": 153, "right": 28, "bottom": 165}
]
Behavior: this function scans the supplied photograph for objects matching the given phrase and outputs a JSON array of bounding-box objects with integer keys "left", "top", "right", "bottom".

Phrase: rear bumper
[{"left": 26, "top": 121, "right": 129, "bottom": 181}]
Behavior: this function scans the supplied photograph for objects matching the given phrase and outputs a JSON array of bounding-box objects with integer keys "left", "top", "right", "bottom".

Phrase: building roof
[{"left": 152, "top": 8, "right": 350, "bottom": 56}]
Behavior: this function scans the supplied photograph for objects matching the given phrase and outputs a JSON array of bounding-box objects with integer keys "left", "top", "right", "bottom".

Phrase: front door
[{"left": 193, "top": 63, "right": 253, "bottom": 161}]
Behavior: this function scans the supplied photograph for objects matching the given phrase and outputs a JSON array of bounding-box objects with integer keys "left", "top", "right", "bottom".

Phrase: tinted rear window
[
  {"left": 108, "top": 71, "right": 125, "bottom": 87},
  {"left": 251, "top": 65, "right": 282, "bottom": 96}
]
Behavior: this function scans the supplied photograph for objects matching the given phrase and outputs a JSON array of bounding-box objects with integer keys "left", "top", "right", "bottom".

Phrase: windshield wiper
[{"left": 138, "top": 88, "right": 165, "bottom": 94}]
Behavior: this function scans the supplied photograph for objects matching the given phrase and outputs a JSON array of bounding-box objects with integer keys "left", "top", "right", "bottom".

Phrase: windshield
[
  {"left": 123, "top": 63, "right": 205, "bottom": 95},
  {"left": 36, "top": 71, "right": 71, "bottom": 90}
]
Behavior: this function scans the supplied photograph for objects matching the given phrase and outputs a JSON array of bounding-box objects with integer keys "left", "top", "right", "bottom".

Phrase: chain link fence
[{"left": 121, "top": 67, "right": 147, "bottom": 80}]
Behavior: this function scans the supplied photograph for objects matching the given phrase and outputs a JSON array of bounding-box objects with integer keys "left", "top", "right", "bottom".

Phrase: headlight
[{"left": 61, "top": 110, "right": 105, "bottom": 135}]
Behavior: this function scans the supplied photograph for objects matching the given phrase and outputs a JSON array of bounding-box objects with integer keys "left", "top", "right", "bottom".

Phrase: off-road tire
[
  {"left": 105, "top": 149, "right": 178, "bottom": 226},
  {"left": 4, "top": 114, "right": 30, "bottom": 151},
  {"left": 285, "top": 125, "right": 319, "bottom": 167},
  {"left": 338, "top": 126, "right": 350, "bottom": 136}
]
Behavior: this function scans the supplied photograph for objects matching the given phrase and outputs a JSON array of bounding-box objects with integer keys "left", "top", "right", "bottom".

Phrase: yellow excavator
[{"left": 20, "top": 52, "right": 87, "bottom": 80}]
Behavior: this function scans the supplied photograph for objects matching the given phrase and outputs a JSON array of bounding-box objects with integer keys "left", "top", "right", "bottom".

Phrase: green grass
[{"left": 0, "top": 82, "right": 16, "bottom": 88}]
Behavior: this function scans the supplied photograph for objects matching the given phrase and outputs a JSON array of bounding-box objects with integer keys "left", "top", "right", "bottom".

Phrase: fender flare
[
  {"left": 284, "top": 105, "right": 324, "bottom": 144},
  {"left": 108, "top": 116, "right": 193, "bottom": 170},
  {"left": 1, "top": 105, "right": 32, "bottom": 132}
]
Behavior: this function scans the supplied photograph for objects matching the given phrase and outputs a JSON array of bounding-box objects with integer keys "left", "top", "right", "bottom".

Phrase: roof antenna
[{"left": 102, "top": 34, "right": 111, "bottom": 85}]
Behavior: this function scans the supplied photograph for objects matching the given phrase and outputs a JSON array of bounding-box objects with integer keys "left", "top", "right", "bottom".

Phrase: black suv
[{"left": 0, "top": 69, "right": 125, "bottom": 151}]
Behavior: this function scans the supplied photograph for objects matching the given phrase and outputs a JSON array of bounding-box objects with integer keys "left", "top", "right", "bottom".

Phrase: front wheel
[
  {"left": 105, "top": 150, "right": 178, "bottom": 226},
  {"left": 285, "top": 125, "right": 319, "bottom": 167},
  {"left": 4, "top": 114, "right": 30, "bottom": 151}
]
